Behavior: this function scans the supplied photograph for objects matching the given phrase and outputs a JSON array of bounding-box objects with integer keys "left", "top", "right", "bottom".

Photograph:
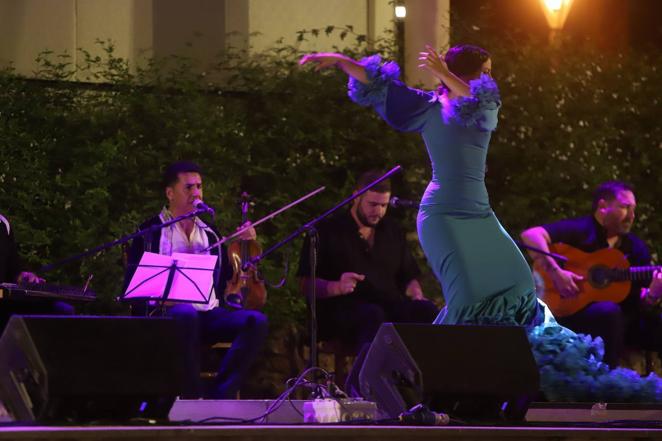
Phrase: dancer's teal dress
[{"left": 347, "top": 55, "right": 662, "bottom": 402}]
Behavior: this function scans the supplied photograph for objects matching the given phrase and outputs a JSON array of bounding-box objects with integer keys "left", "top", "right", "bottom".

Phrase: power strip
[{"left": 303, "top": 399, "right": 378, "bottom": 423}]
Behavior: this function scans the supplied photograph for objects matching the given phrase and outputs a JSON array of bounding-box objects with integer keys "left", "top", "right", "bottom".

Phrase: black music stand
[{"left": 123, "top": 252, "right": 217, "bottom": 307}]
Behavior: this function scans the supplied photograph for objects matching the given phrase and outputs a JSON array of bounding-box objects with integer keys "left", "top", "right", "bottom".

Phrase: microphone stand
[
  {"left": 39, "top": 207, "right": 212, "bottom": 273},
  {"left": 244, "top": 165, "right": 402, "bottom": 374}
]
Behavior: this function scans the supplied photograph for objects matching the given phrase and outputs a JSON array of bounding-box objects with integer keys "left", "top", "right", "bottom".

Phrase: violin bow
[{"left": 202, "top": 186, "right": 325, "bottom": 252}]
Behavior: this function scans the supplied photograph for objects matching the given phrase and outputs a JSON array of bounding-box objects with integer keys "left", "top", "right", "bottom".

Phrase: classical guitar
[{"left": 533, "top": 243, "right": 661, "bottom": 317}]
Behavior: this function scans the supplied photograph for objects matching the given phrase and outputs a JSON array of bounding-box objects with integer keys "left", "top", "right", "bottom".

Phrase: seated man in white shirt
[{"left": 125, "top": 161, "right": 268, "bottom": 398}]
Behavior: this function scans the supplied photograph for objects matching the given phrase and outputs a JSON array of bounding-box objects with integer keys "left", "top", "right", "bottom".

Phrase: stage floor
[
  {"left": 3, "top": 400, "right": 662, "bottom": 441},
  {"left": 3, "top": 424, "right": 662, "bottom": 441}
]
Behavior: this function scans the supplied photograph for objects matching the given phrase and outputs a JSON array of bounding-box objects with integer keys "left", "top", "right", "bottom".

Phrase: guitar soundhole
[{"left": 588, "top": 265, "right": 612, "bottom": 289}]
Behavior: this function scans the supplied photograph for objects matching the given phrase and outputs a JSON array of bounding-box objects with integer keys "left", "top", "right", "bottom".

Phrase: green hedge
[{"left": 1, "top": 31, "right": 660, "bottom": 331}]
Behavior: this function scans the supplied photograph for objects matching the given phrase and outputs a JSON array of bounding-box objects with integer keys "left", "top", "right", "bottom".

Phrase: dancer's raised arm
[
  {"left": 418, "top": 45, "right": 472, "bottom": 98},
  {"left": 299, "top": 53, "right": 368, "bottom": 84}
]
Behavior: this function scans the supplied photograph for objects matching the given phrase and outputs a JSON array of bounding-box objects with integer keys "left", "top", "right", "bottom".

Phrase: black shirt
[
  {"left": 297, "top": 209, "right": 421, "bottom": 307},
  {"left": 542, "top": 214, "right": 651, "bottom": 315},
  {"left": 0, "top": 216, "right": 21, "bottom": 283}
]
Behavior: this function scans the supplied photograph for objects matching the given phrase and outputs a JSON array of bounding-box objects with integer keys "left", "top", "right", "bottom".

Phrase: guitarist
[{"left": 521, "top": 181, "right": 662, "bottom": 367}]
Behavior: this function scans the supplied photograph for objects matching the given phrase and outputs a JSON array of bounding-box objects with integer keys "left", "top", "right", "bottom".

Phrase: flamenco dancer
[{"left": 300, "top": 44, "right": 662, "bottom": 402}]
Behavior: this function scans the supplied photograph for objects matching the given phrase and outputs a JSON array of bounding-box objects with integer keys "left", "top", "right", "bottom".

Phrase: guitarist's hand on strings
[
  {"left": 550, "top": 267, "right": 583, "bottom": 298},
  {"left": 645, "top": 269, "right": 662, "bottom": 304}
]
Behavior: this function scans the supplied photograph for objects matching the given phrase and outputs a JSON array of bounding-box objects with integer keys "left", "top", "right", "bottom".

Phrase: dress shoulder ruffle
[
  {"left": 347, "top": 54, "right": 400, "bottom": 107},
  {"left": 443, "top": 74, "right": 501, "bottom": 132}
]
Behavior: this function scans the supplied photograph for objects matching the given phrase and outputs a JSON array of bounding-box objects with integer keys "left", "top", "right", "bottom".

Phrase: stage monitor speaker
[
  {"left": 354, "top": 323, "right": 540, "bottom": 421},
  {"left": 0, "top": 315, "right": 192, "bottom": 423}
]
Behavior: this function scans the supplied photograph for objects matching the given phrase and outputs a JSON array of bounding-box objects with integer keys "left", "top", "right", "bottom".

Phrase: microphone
[
  {"left": 389, "top": 196, "right": 419, "bottom": 209},
  {"left": 398, "top": 404, "right": 450, "bottom": 426},
  {"left": 193, "top": 198, "right": 216, "bottom": 217}
]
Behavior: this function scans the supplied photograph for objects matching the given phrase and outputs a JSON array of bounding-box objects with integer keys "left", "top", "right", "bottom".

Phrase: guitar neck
[{"left": 613, "top": 265, "right": 662, "bottom": 282}]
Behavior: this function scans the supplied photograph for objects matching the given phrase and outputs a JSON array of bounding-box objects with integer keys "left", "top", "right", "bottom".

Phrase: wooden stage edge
[{"left": 3, "top": 424, "right": 662, "bottom": 441}]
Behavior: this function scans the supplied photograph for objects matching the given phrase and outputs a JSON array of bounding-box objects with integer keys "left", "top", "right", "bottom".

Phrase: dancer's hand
[
  {"left": 300, "top": 53, "right": 369, "bottom": 84},
  {"left": 299, "top": 53, "right": 340, "bottom": 71},
  {"left": 329, "top": 272, "right": 365, "bottom": 296},
  {"left": 551, "top": 268, "right": 583, "bottom": 298},
  {"left": 418, "top": 45, "right": 449, "bottom": 79}
]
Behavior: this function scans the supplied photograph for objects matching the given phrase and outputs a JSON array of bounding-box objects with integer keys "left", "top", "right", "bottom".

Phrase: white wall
[
  {"left": 248, "top": 0, "right": 370, "bottom": 52},
  {"left": 0, "top": 0, "right": 448, "bottom": 85},
  {"left": 0, "top": 0, "right": 76, "bottom": 73},
  {"left": 77, "top": 0, "right": 154, "bottom": 67},
  {"left": 0, "top": 0, "right": 154, "bottom": 76},
  {"left": 404, "top": 0, "right": 450, "bottom": 88}
]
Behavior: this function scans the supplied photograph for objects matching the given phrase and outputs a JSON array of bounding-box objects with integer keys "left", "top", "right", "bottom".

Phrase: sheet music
[{"left": 124, "top": 251, "right": 218, "bottom": 303}]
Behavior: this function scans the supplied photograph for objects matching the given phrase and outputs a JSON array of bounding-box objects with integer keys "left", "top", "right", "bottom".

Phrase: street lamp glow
[
  {"left": 540, "top": 0, "right": 574, "bottom": 30},
  {"left": 543, "top": 0, "right": 563, "bottom": 11},
  {"left": 395, "top": 5, "right": 407, "bottom": 18}
]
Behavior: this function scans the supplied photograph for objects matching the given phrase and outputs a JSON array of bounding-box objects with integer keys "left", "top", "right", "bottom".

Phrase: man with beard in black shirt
[{"left": 298, "top": 171, "right": 438, "bottom": 351}]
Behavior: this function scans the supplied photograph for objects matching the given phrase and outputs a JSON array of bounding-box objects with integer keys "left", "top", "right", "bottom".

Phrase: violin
[{"left": 225, "top": 192, "right": 267, "bottom": 310}]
